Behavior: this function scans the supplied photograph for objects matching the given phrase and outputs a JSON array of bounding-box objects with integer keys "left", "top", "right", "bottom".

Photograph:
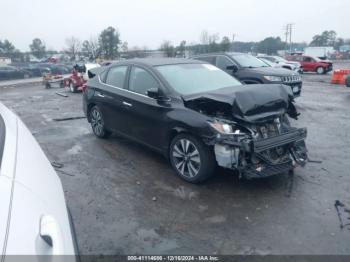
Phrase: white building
[{"left": 0, "top": 57, "right": 11, "bottom": 65}]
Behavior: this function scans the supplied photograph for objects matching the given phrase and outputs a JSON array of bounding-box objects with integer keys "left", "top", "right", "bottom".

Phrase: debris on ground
[
  {"left": 334, "top": 200, "right": 350, "bottom": 230},
  {"left": 308, "top": 159, "right": 323, "bottom": 164},
  {"left": 53, "top": 116, "right": 86, "bottom": 122},
  {"left": 152, "top": 197, "right": 157, "bottom": 201},
  {"left": 285, "top": 169, "right": 294, "bottom": 197},
  {"left": 51, "top": 161, "right": 64, "bottom": 168},
  {"left": 55, "top": 92, "right": 68, "bottom": 97},
  {"left": 55, "top": 169, "right": 75, "bottom": 177}
]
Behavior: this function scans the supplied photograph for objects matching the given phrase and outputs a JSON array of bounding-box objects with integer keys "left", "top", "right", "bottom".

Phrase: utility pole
[
  {"left": 289, "top": 23, "right": 294, "bottom": 54},
  {"left": 231, "top": 34, "right": 235, "bottom": 52},
  {"left": 284, "top": 23, "right": 294, "bottom": 54}
]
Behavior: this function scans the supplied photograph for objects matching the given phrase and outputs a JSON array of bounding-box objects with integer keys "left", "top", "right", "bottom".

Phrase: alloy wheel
[
  {"left": 172, "top": 138, "right": 201, "bottom": 178},
  {"left": 317, "top": 67, "right": 324, "bottom": 74},
  {"left": 90, "top": 108, "right": 104, "bottom": 136}
]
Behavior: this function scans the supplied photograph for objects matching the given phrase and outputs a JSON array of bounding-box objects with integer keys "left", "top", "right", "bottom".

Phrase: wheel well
[
  {"left": 242, "top": 78, "right": 263, "bottom": 84},
  {"left": 166, "top": 128, "right": 189, "bottom": 158},
  {"left": 282, "top": 65, "right": 292, "bottom": 70}
]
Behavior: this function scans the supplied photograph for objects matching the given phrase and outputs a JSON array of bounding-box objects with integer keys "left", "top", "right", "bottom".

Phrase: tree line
[{"left": 1, "top": 28, "right": 349, "bottom": 62}]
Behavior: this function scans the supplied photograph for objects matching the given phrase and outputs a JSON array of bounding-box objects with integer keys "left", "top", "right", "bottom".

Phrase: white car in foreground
[{"left": 0, "top": 102, "right": 77, "bottom": 257}]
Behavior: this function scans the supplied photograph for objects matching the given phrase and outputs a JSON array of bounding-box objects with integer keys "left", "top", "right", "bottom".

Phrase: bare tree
[
  {"left": 121, "top": 41, "right": 128, "bottom": 53},
  {"left": 199, "top": 30, "right": 209, "bottom": 45},
  {"left": 160, "top": 40, "right": 175, "bottom": 57},
  {"left": 65, "top": 36, "right": 81, "bottom": 61},
  {"left": 82, "top": 37, "right": 101, "bottom": 60}
]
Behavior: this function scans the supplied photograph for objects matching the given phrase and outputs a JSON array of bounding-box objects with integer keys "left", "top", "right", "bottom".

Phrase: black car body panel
[
  {"left": 191, "top": 53, "right": 303, "bottom": 97},
  {"left": 84, "top": 58, "right": 307, "bottom": 180}
]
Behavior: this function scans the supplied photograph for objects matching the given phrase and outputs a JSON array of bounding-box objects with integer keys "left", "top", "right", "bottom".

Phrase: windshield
[
  {"left": 156, "top": 63, "right": 242, "bottom": 95},
  {"left": 230, "top": 54, "right": 269, "bottom": 68},
  {"left": 312, "top": 56, "right": 322, "bottom": 62},
  {"left": 259, "top": 58, "right": 274, "bottom": 67}
]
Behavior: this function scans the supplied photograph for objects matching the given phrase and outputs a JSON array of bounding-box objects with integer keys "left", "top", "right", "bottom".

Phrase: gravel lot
[{"left": 1, "top": 62, "right": 350, "bottom": 255}]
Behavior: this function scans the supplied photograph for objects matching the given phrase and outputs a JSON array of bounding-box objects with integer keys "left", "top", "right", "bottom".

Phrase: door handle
[
  {"left": 122, "top": 101, "right": 132, "bottom": 107},
  {"left": 97, "top": 93, "right": 105, "bottom": 98},
  {"left": 39, "top": 215, "right": 63, "bottom": 254}
]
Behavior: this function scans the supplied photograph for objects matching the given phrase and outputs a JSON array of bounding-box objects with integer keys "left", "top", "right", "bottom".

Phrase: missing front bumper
[{"left": 213, "top": 128, "right": 307, "bottom": 178}]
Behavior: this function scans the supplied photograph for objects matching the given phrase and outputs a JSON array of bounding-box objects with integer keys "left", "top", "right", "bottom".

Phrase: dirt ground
[{"left": 1, "top": 62, "right": 350, "bottom": 255}]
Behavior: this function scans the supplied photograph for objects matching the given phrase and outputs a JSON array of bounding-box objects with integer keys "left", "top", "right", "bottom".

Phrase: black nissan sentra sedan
[{"left": 83, "top": 58, "right": 308, "bottom": 183}]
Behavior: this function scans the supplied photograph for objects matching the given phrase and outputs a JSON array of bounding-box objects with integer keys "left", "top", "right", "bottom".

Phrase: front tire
[
  {"left": 89, "top": 106, "right": 111, "bottom": 138},
  {"left": 169, "top": 133, "right": 215, "bottom": 183},
  {"left": 316, "top": 67, "right": 325, "bottom": 74}
]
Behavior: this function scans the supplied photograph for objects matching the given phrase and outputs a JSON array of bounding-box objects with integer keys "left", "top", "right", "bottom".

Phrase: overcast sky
[{"left": 1, "top": 0, "right": 349, "bottom": 51}]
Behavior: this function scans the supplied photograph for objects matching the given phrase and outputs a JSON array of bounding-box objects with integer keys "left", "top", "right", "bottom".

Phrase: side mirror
[
  {"left": 226, "top": 65, "right": 238, "bottom": 73},
  {"left": 147, "top": 87, "right": 161, "bottom": 99}
]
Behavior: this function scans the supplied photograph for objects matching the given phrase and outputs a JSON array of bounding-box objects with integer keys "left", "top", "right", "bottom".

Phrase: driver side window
[
  {"left": 129, "top": 67, "right": 159, "bottom": 95},
  {"left": 304, "top": 57, "right": 313, "bottom": 62},
  {"left": 216, "top": 56, "right": 234, "bottom": 71}
]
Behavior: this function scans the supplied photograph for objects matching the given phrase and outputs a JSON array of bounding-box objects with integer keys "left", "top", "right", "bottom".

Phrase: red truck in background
[{"left": 285, "top": 55, "right": 333, "bottom": 74}]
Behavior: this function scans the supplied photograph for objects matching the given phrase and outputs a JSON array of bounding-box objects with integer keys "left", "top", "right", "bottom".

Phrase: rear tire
[
  {"left": 316, "top": 67, "right": 325, "bottom": 74},
  {"left": 169, "top": 133, "right": 215, "bottom": 183},
  {"left": 89, "top": 106, "right": 111, "bottom": 138}
]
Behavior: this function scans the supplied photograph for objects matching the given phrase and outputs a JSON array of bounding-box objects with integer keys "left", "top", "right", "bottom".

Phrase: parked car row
[
  {"left": 0, "top": 63, "right": 73, "bottom": 81},
  {"left": 0, "top": 66, "right": 33, "bottom": 80}
]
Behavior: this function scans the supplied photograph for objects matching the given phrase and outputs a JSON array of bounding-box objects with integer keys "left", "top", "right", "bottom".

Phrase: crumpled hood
[{"left": 183, "top": 84, "right": 297, "bottom": 122}]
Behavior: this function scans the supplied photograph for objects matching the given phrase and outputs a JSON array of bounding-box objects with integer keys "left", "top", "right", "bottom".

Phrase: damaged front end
[
  {"left": 209, "top": 117, "right": 307, "bottom": 179},
  {"left": 183, "top": 84, "right": 308, "bottom": 179}
]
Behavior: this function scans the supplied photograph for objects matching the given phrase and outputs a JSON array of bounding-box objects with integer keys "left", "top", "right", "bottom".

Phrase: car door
[
  {"left": 302, "top": 56, "right": 314, "bottom": 72},
  {"left": 121, "top": 66, "right": 172, "bottom": 151},
  {"left": 0, "top": 68, "right": 6, "bottom": 80},
  {"left": 95, "top": 65, "right": 130, "bottom": 134},
  {"left": 0, "top": 67, "right": 11, "bottom": 80},
  {"left": 0, "top": 113, "right": 12, "bottom": 254}
]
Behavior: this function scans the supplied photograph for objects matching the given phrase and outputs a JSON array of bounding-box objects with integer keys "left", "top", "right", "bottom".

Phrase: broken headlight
[{"left": 208, "top": 121, "right": 234, "bottom": 134}]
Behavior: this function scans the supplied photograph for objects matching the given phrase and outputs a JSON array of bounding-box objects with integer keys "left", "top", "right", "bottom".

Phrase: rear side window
[
  {"left": 303, "top": 57, "right": 313, "bottom": 62},
  {"left": 0, "top": 114, "right": 5, "bottom": 169},
  {"left": 105, "top": 66, "right": 128, "bottom": 88},
  {"left": 99, "top": 70, "right": 108, "bottom": 82},
  {"left": 128, "top": 67, "right": 159, "bottom": 95}
]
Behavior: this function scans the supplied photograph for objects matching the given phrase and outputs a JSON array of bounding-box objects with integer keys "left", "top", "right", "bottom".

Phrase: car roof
[
  {"left": 192, "top": 52, "right": 249, "bottom": 57},
  {"left": 110, "top": 58, "right": 203, "bottom": 67}
]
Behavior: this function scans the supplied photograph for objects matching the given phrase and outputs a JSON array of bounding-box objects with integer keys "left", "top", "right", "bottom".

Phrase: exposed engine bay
[{"left": 183, "top": 84, "right": 308, "bottom": 179}]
